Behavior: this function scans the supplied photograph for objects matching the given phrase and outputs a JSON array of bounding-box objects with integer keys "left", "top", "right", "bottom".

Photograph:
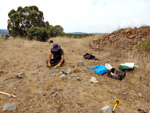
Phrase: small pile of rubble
[{"left": 90, "top": 26, "right": 150, "bottom": 51}]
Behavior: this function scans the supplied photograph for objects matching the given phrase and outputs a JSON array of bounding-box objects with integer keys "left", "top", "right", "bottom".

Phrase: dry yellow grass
[{"left": 0, "top": 36, "right": 150, "bottom": 113}]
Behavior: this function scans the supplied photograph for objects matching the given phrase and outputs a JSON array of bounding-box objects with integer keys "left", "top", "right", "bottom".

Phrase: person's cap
[{"left": 51, "top": 43, "right": 61, "bottom": 52}]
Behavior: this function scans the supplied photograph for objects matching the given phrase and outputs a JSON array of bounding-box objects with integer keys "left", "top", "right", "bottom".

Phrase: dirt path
[{"left": 0, "top": 37, "right": 150, "bottom": 113}]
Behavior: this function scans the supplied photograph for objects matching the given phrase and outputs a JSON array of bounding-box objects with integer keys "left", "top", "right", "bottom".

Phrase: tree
[
  {"left": 50, "top": 25, "right": 64, "bottom": 37},
  {"left": 27, "top": 27, "right": 49, "bottom": 41},
  {"left": 8, "top": 6, "right": 47, "bottom": 37}
]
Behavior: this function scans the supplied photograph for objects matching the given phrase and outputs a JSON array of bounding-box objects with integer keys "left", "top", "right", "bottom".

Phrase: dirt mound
[{"left": 90, "top": 26, "right": 150, "bottom": 51}]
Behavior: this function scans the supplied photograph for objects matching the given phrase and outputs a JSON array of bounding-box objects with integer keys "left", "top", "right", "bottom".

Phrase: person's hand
[
  {"left": 56, "top": 63, "right": 61, "bottom": 68},
  {"left": 47, "top": 62, "right": 51, "bottom": 67}
]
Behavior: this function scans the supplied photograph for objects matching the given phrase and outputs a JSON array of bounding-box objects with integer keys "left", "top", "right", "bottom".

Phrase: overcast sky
[{"left": 0, "top": 0, "right": 150, "bottom": 33}]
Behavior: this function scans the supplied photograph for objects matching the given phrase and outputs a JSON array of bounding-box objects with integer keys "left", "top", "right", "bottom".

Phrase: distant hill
[
  {"left": 0, "top": 29, "right": 8, "bottom": 34},
  {"left": 66, "top": 32, "right": 100, "bottom": 35}
]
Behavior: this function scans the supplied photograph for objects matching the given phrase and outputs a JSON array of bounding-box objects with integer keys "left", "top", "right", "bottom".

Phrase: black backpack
[{"left": 83, "top": 53, "right": 100, "bottom": 60}]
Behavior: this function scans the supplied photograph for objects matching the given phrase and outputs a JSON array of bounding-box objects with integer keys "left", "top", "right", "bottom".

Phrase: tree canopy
[
  {"left": 8, "top": 6, "right": 48, "bottom": 37},
  {"left": 7, "top": 5, "right": 64, "bottom": 40}
]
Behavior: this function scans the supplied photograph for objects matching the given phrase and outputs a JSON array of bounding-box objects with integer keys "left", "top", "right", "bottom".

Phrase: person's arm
[
  {"left": 48, "top": 53, "right": 53, "bottom": 62},
  {"left": 59, "top": 55, "right": 64, "bottom": 64},
  {"left": 56, "top": 55, "right": 64, "bottom": 68}
]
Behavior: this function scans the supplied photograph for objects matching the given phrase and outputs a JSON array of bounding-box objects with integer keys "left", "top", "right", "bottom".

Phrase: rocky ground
[
  {"left": 90, "top": 26, "right": 150, "bottom": 51},
  {"left": 0, "top": 35, "right": 150, "bottom": 113}
]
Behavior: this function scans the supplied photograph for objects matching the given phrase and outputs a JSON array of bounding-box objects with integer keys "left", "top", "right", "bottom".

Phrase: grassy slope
[{"left": 0, "top": 36, "right": 150, "bottom": 113}]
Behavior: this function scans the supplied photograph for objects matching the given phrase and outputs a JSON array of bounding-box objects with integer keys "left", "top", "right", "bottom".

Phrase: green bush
[
  {"left": 136, "top": 36, "right": 150, "bottom": 53},
  {"left": 50, "top": 25, "right": 64, "bottom": 37},
  {"left": 27, "top": 27, "right": 49, "bottom": 41}
]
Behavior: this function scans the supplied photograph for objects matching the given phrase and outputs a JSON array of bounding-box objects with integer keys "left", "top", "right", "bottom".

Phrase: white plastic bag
[{"left": 105, "top": 63, "right": 113, "bottom": 70}]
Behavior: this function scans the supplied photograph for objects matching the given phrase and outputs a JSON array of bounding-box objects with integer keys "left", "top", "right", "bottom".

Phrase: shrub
[
  {"left": 136, "top": 36, "right": 150, "bottom": 53},
  {"left": 27, "top": 27, "right": 49, "bottom": 41},
  {"left": 110, "top": 49, "right": 125, "bottom": 57}
]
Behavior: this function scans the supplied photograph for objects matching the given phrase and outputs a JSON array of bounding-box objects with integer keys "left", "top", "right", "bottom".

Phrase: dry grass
[
  {"left": 136, "top": 36, "right": 150, "bottom": 53},
  {"left": 0, "top": 36, "right": 150, "bottom": 113}
]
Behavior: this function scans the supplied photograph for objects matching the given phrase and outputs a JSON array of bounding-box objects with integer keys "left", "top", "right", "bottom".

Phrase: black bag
[
  {"left": 83, "top": 53, "right": 100, "bottom": 60},
  {"left": 107, "top": 68, "right": 126, "bottom": 80}
]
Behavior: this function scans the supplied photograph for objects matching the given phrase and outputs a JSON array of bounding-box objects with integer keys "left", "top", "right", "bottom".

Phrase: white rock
[
  {"left": 3, "top": 104, "right": 16, "bottom": 111},
  {"left": 76, "top": 77, "right": 81, "bottom": 81},
  {"left": 78, "top": 60, "right": 84, "bottom": 66},
  {"left": 16, "top": 72, "right": 25, "bottom": 79},
  {"left": 101, "top": 106, "right": 112, "bottom": 113},
  {"left": 40, "top": 80, "right": 44, "bottom": 85},
  {"left": 51, "top": 73, "right": 56, "bottom": 76},
  {"left": 137, "top": 93, "right": 142, "bottom": 98},
  {"left": 60, "top": 74, "right": 66, "bottom": 79},
  {"left": 67, "top": 68, "right": 73, "bottom": 74},
  {"left": 89, "top": 77, "right": 98, "bottom": 84},
  {"left": 70, "top": 74, "right": 78, "bottom": 77}
]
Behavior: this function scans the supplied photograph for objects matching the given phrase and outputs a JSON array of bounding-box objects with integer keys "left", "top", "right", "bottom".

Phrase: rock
[
  {"left": 137, "top": 93, "right": 142, "bottom": 98},
  {"left": 74, "top": 68, "right": 81, "bottom": 73},
  {"left": 43, "top": 94, "right": 46, "bottom": 96},
  {"left": 76, "top": 97, "right": 79, "bottom": 100},
  {"left": 70, "top": 74, "right": 78, "bottom": 77},
  {"left": 3, "top": 104, "right": 16, "bottom": 111},
  {"left": 51, "top": 73, "right": 56, "bottom": 76},
  {"left": 51, "top": 92, "right": 57, "bottom": 97},
  {"left": 76, "top": 77, "right": 81, "bottom": 81},
  {"left": 53, "top": 87, "right": 57, "bottom": 90},
  {"left": 114, "top": 58, "right": 119, "bottom": 62},
  {"left": 5, "top": 80, "right": 8, "bottom": 83},
  {"left": 23, "top": 106, "right": 28, "bottom": 111},
  {"left": 59, "top": 71, "right": 63, "bottom": 74},
  {"left": 124, "top": 28, "right": 131, "bottom": 34},
  {"left": 138, "top": 108, "right": 147, "bottom": 113},
  {"left": 129, "top": 56, "right": 133, "bottom": 58},
  {"left": 16, "top": 72, "right": 25, "bottom": 79},
  {"left": 60, "top": 74, "right": 66, "bottom": 79},
  {"left": 37, "top": 78, "right": 40, "bottom": 81},
  {"left": 113, "top": 96, "right": 117, "bottom": 99},
  {"left": 67, "top": 68, "right": 73, "bottom": 74},
  {"left": 78, "top": 60, "right": 84, "bottom": 66},
  {"left": 32, "top": 61, "right": 36, "bottom": 64},
  {"left": 89, "top": 77, "right": 98, "bottom": 84},
  {"left": 69, "top": 63, "right": 75, "bottom": 68},
  {"left": 68, "top": 90, "right": 73, "bottom": 93},
  {"left": 54, "top": 69, "right": 59, "bottom": 72},
  {"left": 101, "top": 106, "right": 112, "bottom": 113},
  {"left": 123, "top": 92, "right": 127, "bottom": 95},
  {"left": 141, "top": 38, "right": 145, "bottom": 42},
  {"left": 117, "top": 87, "right": 125, "bottom": 90},
  {"left": 8, "top": 95, "right": 13, "bottom": 98},
  {"left": 64, "top": 83, "right": 67, "bottom": 86},
  {"left": 40, "top": 80, "right": 44, "bottom": 85},
  {"left": 0, "top": 70, "right": 4, "bottom": 74},
  {"left": 60, "top": 71, "right": 68, "bottom": 75},
  {"left": 37, "top": 64, "right": 42, "bottom": 68},
  {"left": 39, "top": 91, "right": 43, "bottom": 93}
]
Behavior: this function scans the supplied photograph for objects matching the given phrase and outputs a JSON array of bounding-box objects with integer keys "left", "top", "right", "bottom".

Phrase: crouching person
[{"left": 46, "top": 44, "right": 65, "bottom": 68}]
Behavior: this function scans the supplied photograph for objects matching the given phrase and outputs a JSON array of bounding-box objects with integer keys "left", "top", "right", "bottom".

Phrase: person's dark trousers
[{"left": 46, "top": 59, "right": 65, "bottom": 67}]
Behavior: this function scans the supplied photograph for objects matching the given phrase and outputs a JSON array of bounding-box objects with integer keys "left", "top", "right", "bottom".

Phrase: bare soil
[{"left": 0, "top": 36, "right": 150, "bottom": 113}]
